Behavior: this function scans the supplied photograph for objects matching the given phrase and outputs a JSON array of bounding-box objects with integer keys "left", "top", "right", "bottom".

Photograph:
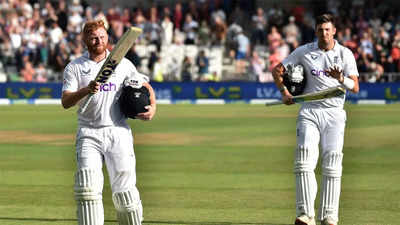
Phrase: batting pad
[
  {"left": 321, "top": 152, "right": 343, "bottom": 177},
  {"left": 113, "top": 190, "right": 142, "bottom": 225},
  {"left": 74, "top": 168, "right": 104, "bottom": 225},
  {"left": 319, "top": 152, "right": 343, "bottom": 222},
  {"left": 294, "top": 145, "right": 318, "bottom": 218}
]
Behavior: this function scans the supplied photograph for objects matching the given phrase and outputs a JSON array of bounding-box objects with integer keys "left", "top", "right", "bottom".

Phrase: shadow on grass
[{"left": 0, "top": 217, "right": 290, "bottom": 225}]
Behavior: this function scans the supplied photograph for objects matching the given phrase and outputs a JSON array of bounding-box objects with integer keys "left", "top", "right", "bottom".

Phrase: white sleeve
[
  {"left": 125, "top": 59, "right": 150, "bottom": 84},
  {"left": 138, "top": 72, "right": 150, "bottom": 83},
  {"left": 281, "top": 46, "right": 304, "bottom": 70},
  {"left": 62, "top": 63, "right": 78, "bottom": 92},
  {"left": 342, "top": 48, "right": 359, "bottom": 77}
]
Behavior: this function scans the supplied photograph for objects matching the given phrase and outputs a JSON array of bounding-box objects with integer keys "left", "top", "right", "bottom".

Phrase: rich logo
[
  {"left": 100, "top": 82, "right": 117, "bottom": 92},
  {"left": 311, "top": 54, "right": 318, "bottom": 60},
  {"left": 97, "top": 59, "right": 117, "bottom": 83},
  {"left": 311, "top": 69, "right": 328, "bottom": 77}
]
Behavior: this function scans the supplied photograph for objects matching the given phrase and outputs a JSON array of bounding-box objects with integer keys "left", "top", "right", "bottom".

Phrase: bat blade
[
  {"left": 265, "top": 86, "right": 346, "bottom": 106},
  {"left": 78, "top": 27, "right": 142, "bottom": 114}
]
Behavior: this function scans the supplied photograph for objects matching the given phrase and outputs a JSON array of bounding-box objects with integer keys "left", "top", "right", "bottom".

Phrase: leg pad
[
  {"left": 113, "top": 190, "right": 142, "bottom": 225},
  {"left": 74, "top": 168, "right": 104, "bottom": 225}
]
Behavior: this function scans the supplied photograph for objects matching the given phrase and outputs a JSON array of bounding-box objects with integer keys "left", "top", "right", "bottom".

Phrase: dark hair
[{"left": 315, "top": 14, "right": 335, "bottom": 27}]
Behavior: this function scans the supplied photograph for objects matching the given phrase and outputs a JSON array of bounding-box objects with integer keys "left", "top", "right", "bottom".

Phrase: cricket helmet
[
  {"left": 119, "top": 78, "right": 150, "bottom": 119},
  {"left": 283, "top": 64, "right": 306, "bottom": 96}
]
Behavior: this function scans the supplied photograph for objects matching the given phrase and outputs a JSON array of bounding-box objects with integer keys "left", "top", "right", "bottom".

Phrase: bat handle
[
  {"left": 265, "top": 100, "right": 284, "bottom": 106},
  {"left": 78, "top": 93, "right": 94, "bottom": 114}
]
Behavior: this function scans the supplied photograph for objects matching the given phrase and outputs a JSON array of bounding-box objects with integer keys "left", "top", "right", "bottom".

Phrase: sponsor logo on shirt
[
  {"left": 310, "top": 69, "right": 328, "bottom": 77},
  {"left": 81, "top": 68, "right": 91, "bottom": 75},
  {"left": 334, "top": 56, "right": 339, "bottom": 64},
  {"left": 310, "top": 54, "right": 318, "bottom": 60},
  {"left": 100, "top": 82, "right": 117, "bottom": 92}
]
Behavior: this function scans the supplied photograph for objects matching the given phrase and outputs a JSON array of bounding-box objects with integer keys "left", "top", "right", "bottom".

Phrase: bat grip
[{"left": 78, "top": 93, "right": 94, "bottom": 114}]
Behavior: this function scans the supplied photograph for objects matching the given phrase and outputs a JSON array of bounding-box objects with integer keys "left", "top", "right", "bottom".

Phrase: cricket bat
[
  {"left": 265, "top": 86, "right": 346, "bottom": 106},
  {"left": 78, "top": 27, "right": 142, "bottom": 114}
]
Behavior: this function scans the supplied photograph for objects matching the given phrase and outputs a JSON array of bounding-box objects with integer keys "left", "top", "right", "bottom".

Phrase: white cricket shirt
[
  {"left": 62, "top": 51, "right": 149, "bottom": 128},
  {"left": 282, "top": 40, "right": 359, "bottom": 108}
]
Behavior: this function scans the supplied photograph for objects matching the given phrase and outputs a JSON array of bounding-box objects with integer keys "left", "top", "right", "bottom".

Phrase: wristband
[
  {"left": 340, "top": 76, "right": 355, "bottom": 90},
  {"left": 279, "top": 86, "right": 287, "bottom": 93}
]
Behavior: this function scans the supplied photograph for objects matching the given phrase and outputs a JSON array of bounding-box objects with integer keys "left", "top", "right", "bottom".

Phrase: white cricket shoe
[
  {"left": 295, "top": 215, "right": 316, "bottom": 225},
  {"left": 321, "top": 216, "right": 337, "bottom": 225}
]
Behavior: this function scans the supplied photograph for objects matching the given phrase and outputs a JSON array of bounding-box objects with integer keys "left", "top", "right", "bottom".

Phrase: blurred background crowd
[{"left": 0, "top": 0, "right": 400, "bottom": 83}]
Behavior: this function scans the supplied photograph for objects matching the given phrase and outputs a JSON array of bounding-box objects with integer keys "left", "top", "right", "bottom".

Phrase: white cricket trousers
[
  {"left": 295, "top": 106, "right": 346, "bottom": 222},
  {"left": 74, "top": 126, "right": 142, "bottom": 225},
  {"left": 76, "top": 126, "right": 139, "bottom": 193}
]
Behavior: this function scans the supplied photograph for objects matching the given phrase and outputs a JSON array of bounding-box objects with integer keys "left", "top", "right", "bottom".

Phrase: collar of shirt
[{"left": 83, "top": 50, "right": 110, "bottom": 63}]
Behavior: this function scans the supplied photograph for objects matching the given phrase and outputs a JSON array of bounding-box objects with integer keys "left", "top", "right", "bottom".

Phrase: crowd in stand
[{"left": 0, "top": 0, "right": 399, "bottom": 83}]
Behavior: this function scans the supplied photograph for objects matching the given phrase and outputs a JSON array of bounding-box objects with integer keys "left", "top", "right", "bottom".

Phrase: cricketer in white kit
[
  {"left": 61, "top": 20, "right": 156, "bottom": 225},
  {"left": 272, "top": 14, "right": 359, "bottom": 225}
]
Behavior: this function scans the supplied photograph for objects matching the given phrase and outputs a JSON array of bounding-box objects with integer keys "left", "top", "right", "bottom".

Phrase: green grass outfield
[{"left": 0, "top": 104, "right": 399, "bottom": 225}]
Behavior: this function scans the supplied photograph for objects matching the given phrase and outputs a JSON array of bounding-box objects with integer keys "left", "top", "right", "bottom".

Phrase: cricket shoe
[
  {"left": 295, "top": 215, "right": 316, "bottom": 225},
  {"left": 321, "top": 216, "right": 337, "bottom": 225}
]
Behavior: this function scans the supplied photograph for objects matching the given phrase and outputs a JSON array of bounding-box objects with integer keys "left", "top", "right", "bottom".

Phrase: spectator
[
  {"left": 2, "top": 0, "right": 400, "bottom": 83},
  {"left": 69, "top": 42, "right": 83, "bottom": 62},
  {"left": 145, "top": 14, "right": 162, "bottom": 51},
  {"left": 57, "top": 0, "right": 68, "bottom": 31},
  {"left": 196, "top": 50, "right": 209, "bottom": 81},
  {"left": 20, "top": 61, "right": 35, "bottom": 82},
  {"left": 173, "top": 2, "right": 183, "bottom": 31},
  {"left": 121, "top": 8, "right": 132, "bottom": 29},
  {"left": 197, "top": 20, "right": 211, "bottom": 46},
  {"left": 391, "top": 40, "right": 400, "bottom": 72},
  {"left": 234, "top": 28, "right": 250, "bottom": 74},
  {"left": 188, "top": 0, "right": 199, "bottom": 21},
  {"left": 53, "top": 41, "right": 70, "bottom": 73},
  {"left": 149, "top": 5, "right": 158, "bottom": 22},
  {"left": 161, "top": 15, "right": 174, "bottom": 45},
  {"left": 48, "top": 21, "right": 63, "bottom": 48},
  {"left": 250, "top": 50, "right": 272, "bottom": 82},
  {"left": 212, "top": 15, "right": 227, "bottom": 45},
  {"left": 198, "top": 0, "right": 210, "bottom": 23},
  {"left": 148, "top": 51, "right": 158, "bottom": 74},
  {"left": 267, "top": 26, "right": 282, "bottom": 51},
  {"left": 69, "top": 0, "right": 83, "bottom": 15},
  {"left": 366, "top": 61, "right": 384, "bottom": 83},
  {"left": 132, "top": 9, "right": 146, "bottom": 33},
  {"left": 183, "top": 14, "right": 199, "bottom": 45},
  {"left": 229, "top": 5, "right": 246, "bottom": 27},
  {"left": 181, "top": 56, "right": 192, "bottom": 81},
  {"left": 251, "top": 7, "right": 267, "bottom": 45},
  {"left": 360, "top": 32, "right": 374, "bottom": 59},
  {"left": 0, "top": 38, "right": 14, "bottom": 68},
  {"left": 282, "top": 16, "right": 301, "bottom": 46},
  {"left": 68, "top": 10, "right": 84, "bottom": 34},
  {"left": 35, "top": 63, "right": 48, "bottom": 83},
  {"left": 9, "top": 25, "right": 22, "bottom": 50},
  {"left": 152, "top": 56, "right": 164, "bottom": 82}
]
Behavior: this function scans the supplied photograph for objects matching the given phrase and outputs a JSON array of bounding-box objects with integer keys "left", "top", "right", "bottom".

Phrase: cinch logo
[
  {"left": 100, "top": 82, "right": 117, "bottom": 92},
  {"left": 311, "top": 69, "right": 328, "bottom": 77}
]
